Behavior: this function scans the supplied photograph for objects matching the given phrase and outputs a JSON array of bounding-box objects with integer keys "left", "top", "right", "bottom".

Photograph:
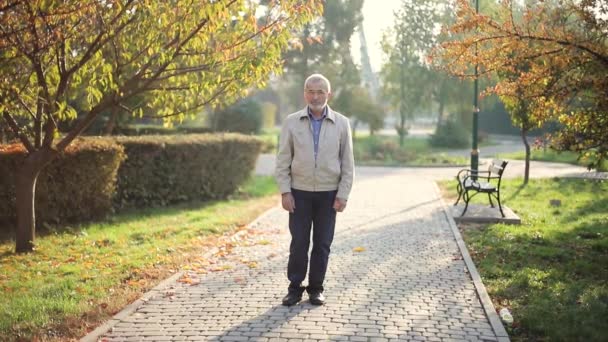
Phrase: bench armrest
[{"left": 456, "top": 169, "right": 490, "bottom": 182}]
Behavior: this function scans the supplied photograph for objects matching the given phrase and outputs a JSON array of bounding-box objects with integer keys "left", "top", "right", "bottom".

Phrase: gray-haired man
[{"left": 275, "top": 74, "right": 355, "bottom": 306}]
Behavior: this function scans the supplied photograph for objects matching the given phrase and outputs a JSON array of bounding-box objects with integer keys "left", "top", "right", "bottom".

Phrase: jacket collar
[{"left": 298, "top": 106, "right": 336, "bottom": 122}]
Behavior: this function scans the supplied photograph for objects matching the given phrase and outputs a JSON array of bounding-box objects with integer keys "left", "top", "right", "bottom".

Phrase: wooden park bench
[{"left": 454, "top": 159, "right": 508, "bottom": 217}]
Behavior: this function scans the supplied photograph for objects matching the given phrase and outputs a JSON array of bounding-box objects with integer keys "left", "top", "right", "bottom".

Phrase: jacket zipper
[{"left": 309, "top": 118, "right": 317, "bottom": 191}]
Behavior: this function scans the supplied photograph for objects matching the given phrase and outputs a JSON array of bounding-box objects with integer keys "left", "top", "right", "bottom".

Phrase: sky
[{"left": 351, "top": 0, "right": 403, "bottom": 73}]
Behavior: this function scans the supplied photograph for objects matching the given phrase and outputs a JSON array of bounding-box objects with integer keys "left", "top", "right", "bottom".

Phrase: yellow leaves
[
  {"left": 177, "top": 274, "right": 200, "bottom": 285},
  {"left": 209, "top": 264, "right": 233, "bottom": 272},
  {"left": 353, "top": 246, "right": 366, "bottom": 253},
  {"left": 126, "top": 278, "right": 148, "bottom": 287}
]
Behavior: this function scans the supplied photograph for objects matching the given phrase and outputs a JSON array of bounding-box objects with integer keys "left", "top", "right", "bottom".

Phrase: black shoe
[
  {"left": 282, "top": 292, "right": 302, "bottom": 306},
  {"left": 309, "top": 292, "right": 325, "bottom": 305}
]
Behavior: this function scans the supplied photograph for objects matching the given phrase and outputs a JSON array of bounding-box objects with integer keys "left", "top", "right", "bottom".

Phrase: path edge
[
  {"left": 433, "top": 182, "right": 511, "bottom": 342},
  {"left": 80, "top": 204, "right": 281, "bottom": 342}
]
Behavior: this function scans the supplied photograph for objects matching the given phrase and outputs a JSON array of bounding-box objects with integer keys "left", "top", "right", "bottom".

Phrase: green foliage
[
  {"left": 0, "top": 134, "right": 262, "bottom": 230},
  {"left": 114, "top": 134, "right": 262, "bottom": 209},
  {"left": 446, "top": 178, "right": 608, "bottom": 341},
  {"left": 381, "top": 0, "right": 446, "bottom": 139},
  {"left": 333, "top": 86, "right": 385, "bottom": 134},
  {"left": 435, "top": 0, "right": 608, "bottom": 170},
  {"left": 278, "top": 1, "right": 364, "bottom": 113},
  {"left": 429, "top": 118, "right": 470, "bottom": 148},
  {"left": 0, "top": 139, "right": 125, "bottom": 228},
  {"left": 112, "top": 125, "right": 213, "bottom": 136},
  {"left": 0, "top": 0, "right": 321, "bottom": 162},
  {"left": 212, "top": 99, "right": 263, "bottom": 134}
]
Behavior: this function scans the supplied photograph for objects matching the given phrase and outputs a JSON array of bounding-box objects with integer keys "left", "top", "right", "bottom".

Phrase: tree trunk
[
  {"left": 103, "top": 106, "right": 120, "bottom": 136},
  {"left": 15, "top": 148, "right": 57, "bottom": 253},
  {"left": 399, "top": 53, "right": 406, "bottom": 147},
  {"left": 437, "top": 99, "right": 445, "bottom": 128},
  {"left": 521, "top": 128, "right": 530, "bottom": 185}
]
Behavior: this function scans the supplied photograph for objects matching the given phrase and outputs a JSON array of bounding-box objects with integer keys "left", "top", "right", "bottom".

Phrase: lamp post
[{"left": 471, "top": 0, "right": 480, "bottom": 177}]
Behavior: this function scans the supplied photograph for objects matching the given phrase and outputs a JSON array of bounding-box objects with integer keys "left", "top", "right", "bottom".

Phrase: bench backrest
[{"left": 489, "top": 159, "right": 508, "bottom": 176}]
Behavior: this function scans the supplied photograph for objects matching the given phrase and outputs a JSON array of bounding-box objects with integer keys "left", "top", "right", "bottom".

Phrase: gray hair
[{"left": 304, "top": 74, "right": 331, "bottom": 93}]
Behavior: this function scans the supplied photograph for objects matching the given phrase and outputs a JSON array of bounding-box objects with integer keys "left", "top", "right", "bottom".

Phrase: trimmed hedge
[
  {"left": 0, "top": 138, "right": 125, "bottom": 228},
  {"left": 113, "top": 133, "right": 262, "bottom": 208},
  {"left": 114, "top": 125, "right": 213, "bottom": 136},
  {"left": 0, "top": 134, "right": 262, "bottom": 231}
]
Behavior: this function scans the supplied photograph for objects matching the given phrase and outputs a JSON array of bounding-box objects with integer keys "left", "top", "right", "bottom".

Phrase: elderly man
[{"left": 274, "top": 73, "right": 355, "bottom": 306}]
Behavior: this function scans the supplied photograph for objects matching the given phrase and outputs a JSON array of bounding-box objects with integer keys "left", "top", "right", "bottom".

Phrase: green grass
[
  {"left": 354, "top": 134, "right": 469, "bottom": 166},
  {"left": 440, "top": 178, "right": 608, "bottom": 341},
  {"left": 0, "top": 176, "right": 279, "bottom": 340},
  {"left": 500, "top": 149, "right": 608, "bottom": 171}
]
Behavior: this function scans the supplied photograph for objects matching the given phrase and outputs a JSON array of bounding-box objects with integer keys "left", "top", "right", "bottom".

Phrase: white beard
[{"left": 308, "top": 103, "right": 327, "bottom": 112}]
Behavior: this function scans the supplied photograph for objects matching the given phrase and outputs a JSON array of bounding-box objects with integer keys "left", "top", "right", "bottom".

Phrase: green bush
[
  {"left": 429, "top": 119, "right": 470, "bottom": 148},
  {"left": 112, "top": 125, "right": 213, "bottom": 136},
  {"left": 214, "top": 99, "right": 263, "bottom": 134},
  {"left": 113, "top": 133, "right": 263, "bottom": 209},
  {"left": 0, "top": 134, "right": 262, "bottom": 231},
  {"left": 0, "top": 138, "right": 125, "bottom": 229}
]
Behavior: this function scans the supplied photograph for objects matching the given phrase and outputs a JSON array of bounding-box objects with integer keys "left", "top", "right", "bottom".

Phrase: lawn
[
  {"left": 499, "top": 149, "right": 608, "bottom": 171},
  {"left": 353, "top": 134, "right": 469, "bottom": 166},
  {"left": 440, "top": 178, "right": 608, "bottom": 341},
  {"left": 0, "top": 176, "right": 279, "bottom": 341}
]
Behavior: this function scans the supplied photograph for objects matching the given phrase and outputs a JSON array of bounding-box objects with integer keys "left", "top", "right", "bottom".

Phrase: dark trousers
[{"left": 288, "top": 188, "right": 337, "bottom": 294}]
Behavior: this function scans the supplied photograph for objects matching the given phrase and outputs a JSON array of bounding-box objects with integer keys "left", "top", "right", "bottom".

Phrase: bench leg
[
  {"left": 454, "top": 189, "right": 463, "bottom": 206},
  {"left": 454, "top": 182, "right": 463, "bottom": 205},
  {"left": 496, "top": 192, "right": 505, "bottom": 217},
  {"left": 460, "top": 191, "right": 470, "bottom": 217},
  {"left": 488, "top": 193, "right": 495, "bottom": 207}
]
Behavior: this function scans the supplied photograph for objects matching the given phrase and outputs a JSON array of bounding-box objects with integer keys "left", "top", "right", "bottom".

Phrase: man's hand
[
  {"left": 281, "top": 192, "right": 295, "bottom": 213},
  {"left": 333, "top": 197, "right": 347, "bottom": 212}
]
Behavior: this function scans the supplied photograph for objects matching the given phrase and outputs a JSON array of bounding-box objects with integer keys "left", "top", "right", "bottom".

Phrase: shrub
[
  {"left": 0, "top": 134, "right": 262, "bottom": 231},
  {"left": 0, "top": 138, "right": 125, "bottom": 230},
  {"left": 214, "top": 99, "right": 263, "bottom": 134},
  {"left": 430, "top": 119, "right": 470, "bottom": 148},
  {"left": 113, "top": 133, "right": 263, "bottom": 209}
]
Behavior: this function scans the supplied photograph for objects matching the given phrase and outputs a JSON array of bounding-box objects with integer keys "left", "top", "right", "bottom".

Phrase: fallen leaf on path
[
  {"left": 177, "top": 275, "right": 200, "bottom": 285},
  {"left": 353, "top": 247, "right": 366, "bottom": 252}
]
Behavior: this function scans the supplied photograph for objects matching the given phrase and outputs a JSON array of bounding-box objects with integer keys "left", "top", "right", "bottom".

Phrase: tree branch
[{"left": 2, "top": 111, "right": 35, "bottom": 152}]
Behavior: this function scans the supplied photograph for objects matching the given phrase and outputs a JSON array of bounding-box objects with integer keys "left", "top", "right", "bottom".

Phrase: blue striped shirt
[{"left": 308, "top": 106, "right": 327, "bottom": 160}]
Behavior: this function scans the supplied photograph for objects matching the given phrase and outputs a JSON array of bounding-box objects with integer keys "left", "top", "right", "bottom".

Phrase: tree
[
  {"left": 380, "top": 0, "right": 443, "bottom": 146},
  {"left": 278, "top": 0, "right": 364, "bottom": 114},
  {"left": 432, "top": 0, "right": 608, "bottom": 169},
  {"left": 0, "top": 0, "right": 321, "bottom": 253},
  {"left": 333, "top": 86, "right": 384, "bottom": 138}
]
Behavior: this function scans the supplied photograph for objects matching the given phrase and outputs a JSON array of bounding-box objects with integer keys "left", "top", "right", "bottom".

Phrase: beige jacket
[{"left": 275, "top": 106, "right": 354, "bottom": 200}]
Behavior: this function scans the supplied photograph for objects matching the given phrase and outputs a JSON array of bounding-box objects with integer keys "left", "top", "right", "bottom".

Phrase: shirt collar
[
  {"left": 300, "top": 106, "right": 335, "bottom": 122},
  {"left": 308, "top": 106, "right": 327, "bottom": 121}
]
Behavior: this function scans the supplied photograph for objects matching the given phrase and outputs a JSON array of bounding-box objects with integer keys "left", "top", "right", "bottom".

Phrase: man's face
[{"left": 304, "top": 81, "right": 331, "bottom": 112}]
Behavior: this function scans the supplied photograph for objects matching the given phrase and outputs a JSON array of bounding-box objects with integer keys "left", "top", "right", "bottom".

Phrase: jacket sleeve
[
  {"left": 337, "top": 117, "right": 355, "bottom": 200},
  {"left": 274, "top": 119, "right": 293, "bottom": 194}
]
